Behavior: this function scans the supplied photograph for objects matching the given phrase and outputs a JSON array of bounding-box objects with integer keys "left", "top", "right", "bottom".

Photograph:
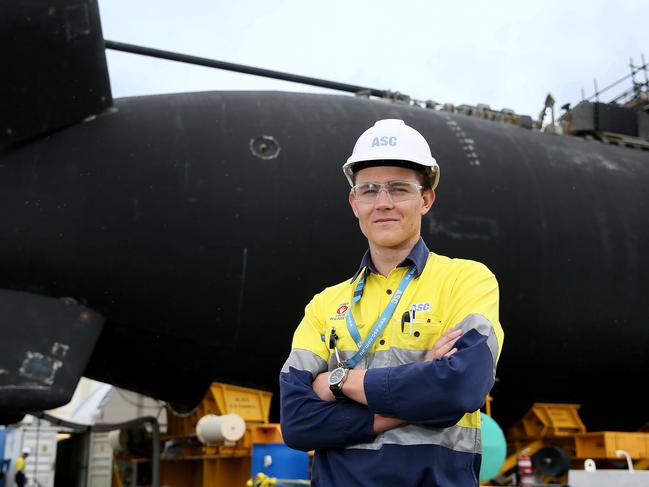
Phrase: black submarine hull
[{"left": 1, "top": 91, "right": 648, "bottom": 429}]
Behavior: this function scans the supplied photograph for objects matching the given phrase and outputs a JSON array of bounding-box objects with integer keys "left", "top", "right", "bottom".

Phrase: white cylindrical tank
[
  {"left": 107, "top": 429, "right": 124, "bottom": 452},
  {"left": 196, "top": 414, "right": 245, "bottom": 444}
]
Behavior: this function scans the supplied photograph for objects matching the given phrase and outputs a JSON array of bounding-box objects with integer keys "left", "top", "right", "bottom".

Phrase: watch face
[{"left": 328, "top": 368, "right": 345, "bottom": 385}]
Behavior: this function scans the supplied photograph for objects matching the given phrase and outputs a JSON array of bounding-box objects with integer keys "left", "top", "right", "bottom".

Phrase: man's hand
[
  {"left": 424, "top": 328, "right": 462, "bottom": 361},
  {"left": 312, "top": 371, "right": 335, "bottom": 402}
]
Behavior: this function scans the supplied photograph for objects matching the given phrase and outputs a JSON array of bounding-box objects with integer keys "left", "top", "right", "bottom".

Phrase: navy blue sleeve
[
  {"left": 280, "top": 367, "right": 375, "bottom": 451},
  {"left": 363, "top": 328, "right": 494, "bottom": 425}
]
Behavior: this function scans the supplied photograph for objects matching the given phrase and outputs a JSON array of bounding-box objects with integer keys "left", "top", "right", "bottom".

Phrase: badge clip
[{"left": 329, "top": 327, "right": 344, "bottom": 368}]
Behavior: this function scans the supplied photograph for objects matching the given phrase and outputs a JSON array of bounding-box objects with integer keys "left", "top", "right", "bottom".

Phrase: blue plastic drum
[{"left": 251, "top": 443, "right": 310, "bottom": 481}]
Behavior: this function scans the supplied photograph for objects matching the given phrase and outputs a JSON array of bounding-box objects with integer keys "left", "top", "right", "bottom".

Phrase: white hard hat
[
  {"left": 343, "top": 119, "right": 440, "bottom": 189},
  {"left": 22, "top": 447, "right": 31, "bottom": 455}
]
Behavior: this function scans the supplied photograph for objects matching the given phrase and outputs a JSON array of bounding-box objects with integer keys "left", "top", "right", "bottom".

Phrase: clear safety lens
[{"left": 351, "top": 181, "right": 424, "bottom": 203}]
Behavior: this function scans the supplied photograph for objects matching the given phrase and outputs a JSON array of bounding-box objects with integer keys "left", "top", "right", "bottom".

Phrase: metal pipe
[
  {"left": 104, "top": 40, "right": 388, "bottom": 98},
  {"left": 34, "top": 412, "right": 161, "bottom": 487},
  {"left": 609, "top": 87, "right": 636, "bottom": 104},
  {"left": 615, "top": 449, "right": 634, "bottom": 472},
  {"left": 81, "top": 425, "right": 91, "bottom": 487},
  {"left": 32, "top": 417, "right": 41, "bottom": 486}
]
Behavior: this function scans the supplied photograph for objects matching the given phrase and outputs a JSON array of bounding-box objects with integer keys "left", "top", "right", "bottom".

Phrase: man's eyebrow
[{"left": 355, "top": 180, "right": 420, "bottom": 184}]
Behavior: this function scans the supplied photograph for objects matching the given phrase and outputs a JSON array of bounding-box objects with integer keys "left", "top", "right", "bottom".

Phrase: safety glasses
[{"left": 350, "top": 181, "right": 424, "bottom": 203}]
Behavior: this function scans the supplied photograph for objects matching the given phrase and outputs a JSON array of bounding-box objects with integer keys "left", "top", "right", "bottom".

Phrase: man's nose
[{"left": 374, "top": 188, "right": 394, "bottom": 208}]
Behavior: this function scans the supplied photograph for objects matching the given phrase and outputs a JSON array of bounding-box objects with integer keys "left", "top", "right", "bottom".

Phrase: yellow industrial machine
[
  {"left": 500, "top": 403, "right": 649, "bottom": 482},
  {"left": 575, "top": 432, "right": 649, "bottom": 465},
  {"left": 161, "top": 382, "right": 283, "bottom": 487}
]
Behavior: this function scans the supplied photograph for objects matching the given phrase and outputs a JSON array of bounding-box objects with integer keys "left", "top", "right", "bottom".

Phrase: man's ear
[
  {"left": 349, "top": 192, "right": 359, "bottom": 218},
  {"left": 420, "top": 189, "right": 435, "bottom": 215}
]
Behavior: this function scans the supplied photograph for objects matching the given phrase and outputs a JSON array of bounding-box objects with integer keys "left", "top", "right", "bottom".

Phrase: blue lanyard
[{"left": 344, "top": 265, "right": 417, "bottom": 368}]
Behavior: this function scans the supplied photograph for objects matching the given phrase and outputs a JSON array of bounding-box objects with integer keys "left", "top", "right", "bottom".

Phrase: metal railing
[{"left": 583, "top": 54, "right": 649, "bottom": 107}]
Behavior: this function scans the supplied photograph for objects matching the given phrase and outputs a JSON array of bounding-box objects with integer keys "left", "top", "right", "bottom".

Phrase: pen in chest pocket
[
  {"left": 400, "top": 311, "right": 415, "bottom": 335},
  {"left": 400, "top": 309, "right": 431, "bottom": 335}
]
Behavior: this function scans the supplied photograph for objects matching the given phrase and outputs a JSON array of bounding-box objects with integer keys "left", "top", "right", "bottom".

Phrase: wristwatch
[{"left": 328, "top": 366, "right": 349, "bottom": 400}]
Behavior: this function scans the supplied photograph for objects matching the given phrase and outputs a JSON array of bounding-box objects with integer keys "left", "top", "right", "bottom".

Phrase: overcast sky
[{"left": 98, "top": 0, "right": 648, "bottom": 118}]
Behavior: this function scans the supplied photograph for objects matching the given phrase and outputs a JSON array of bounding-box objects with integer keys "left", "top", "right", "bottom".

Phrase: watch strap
[{"left": 330, "top": 382, "right": 346, "bottom": 400}]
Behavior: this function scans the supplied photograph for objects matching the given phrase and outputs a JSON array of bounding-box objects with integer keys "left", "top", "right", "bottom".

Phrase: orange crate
[{"left": 575, "top": 432, "right": 649, "bottom": 459}]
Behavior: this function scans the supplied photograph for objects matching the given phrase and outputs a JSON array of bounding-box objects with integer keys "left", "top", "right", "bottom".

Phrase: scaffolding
[{"left": 583, "top": 54, "right": 649, "bottom": 112}]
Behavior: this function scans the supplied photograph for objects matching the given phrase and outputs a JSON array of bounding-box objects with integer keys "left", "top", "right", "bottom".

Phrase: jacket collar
[{"left": 351, "top": 237, "right": 429, "bottom": 281}]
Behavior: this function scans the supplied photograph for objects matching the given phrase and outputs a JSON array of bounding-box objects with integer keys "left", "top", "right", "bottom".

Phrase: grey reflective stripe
[
  {"left": 281, "top": 349, "right": 328, "bottom": 377},
  {"left": 346, "top": 423, "right": 481, "bottom": 454},
  {"left": 328, "top": 349, "right": 363, "bottom": 370},
  {"left": 383, "top": 347, "right": 427, "bottom": 365},
  {"left": 453, "top": 313, "right": 499, "bottom": 376},
  {"left": 327, "top": 347, "right": 427, "bottom": 370},
  {"left": 325, "top": 314, "right": 498, "bottom": 373}
]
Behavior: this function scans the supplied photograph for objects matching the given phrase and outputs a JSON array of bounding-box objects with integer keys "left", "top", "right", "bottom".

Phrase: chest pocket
[{"left": 391, "top": 311, "right": 445, "bottom": 350}]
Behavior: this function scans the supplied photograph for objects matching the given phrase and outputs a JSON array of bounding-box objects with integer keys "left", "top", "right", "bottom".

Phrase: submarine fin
[{"left": 0, "top": 0, "right": 112, "bottom": 148}]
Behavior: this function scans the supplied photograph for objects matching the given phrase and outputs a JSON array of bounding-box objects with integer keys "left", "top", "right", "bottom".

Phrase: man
[
  {"left": 280, "top": 119, "right": 504, "bottom": 486},
  {"left": 14, "top": 447, "right": 29, "bottom": 487}
]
